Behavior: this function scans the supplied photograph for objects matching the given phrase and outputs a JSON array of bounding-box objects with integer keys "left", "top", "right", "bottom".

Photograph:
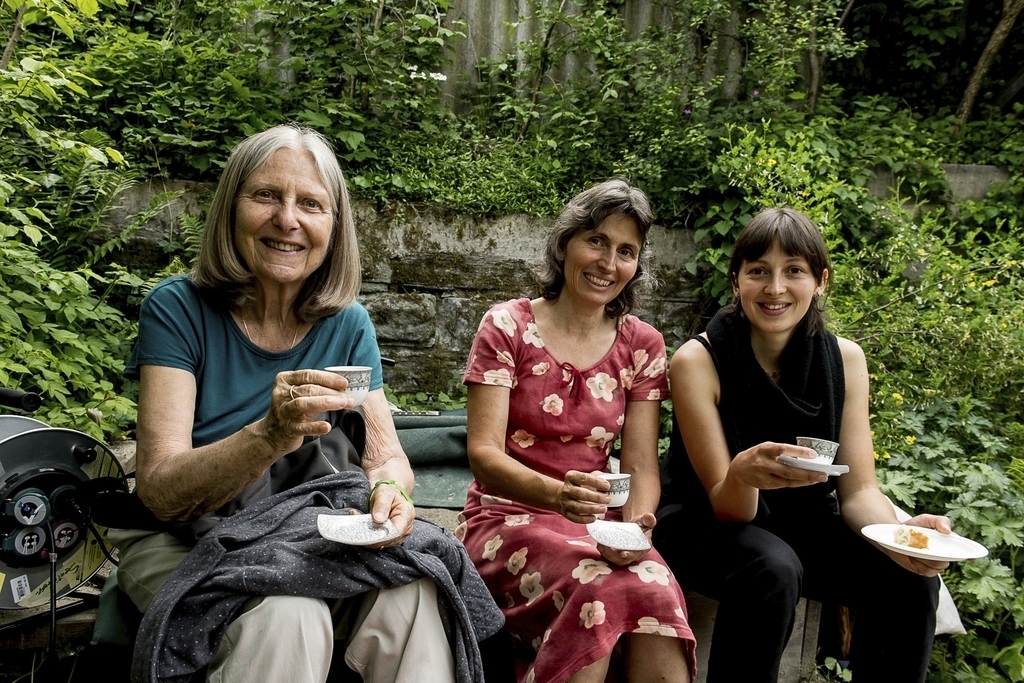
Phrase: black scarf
[{"left": 661, "top": 309, "right": 845, "bottom": 521}]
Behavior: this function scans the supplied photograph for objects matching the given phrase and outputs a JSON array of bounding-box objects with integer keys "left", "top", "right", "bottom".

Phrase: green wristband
[{"left": 368, "top": 479, "right": 414, "bottom": 506}]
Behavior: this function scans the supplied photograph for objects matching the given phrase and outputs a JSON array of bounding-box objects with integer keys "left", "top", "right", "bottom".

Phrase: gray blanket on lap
[{"left": 132, "top": 471, "right": 503, "bottom": 683}]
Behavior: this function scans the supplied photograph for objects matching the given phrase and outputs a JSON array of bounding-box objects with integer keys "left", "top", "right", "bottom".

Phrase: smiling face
[
  {"left": 233, "top": 147, "right": 335, "bottom": 295},
  {"left": 733, "top": 241, "right": 828, "bottom": 338},
  {"left": 560, "top": 213, "right": 641, "bottom": 312}
]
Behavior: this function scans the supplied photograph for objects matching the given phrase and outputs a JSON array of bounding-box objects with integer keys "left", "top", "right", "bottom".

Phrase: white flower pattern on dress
[
  {"left": 647, "top": 389, "right": 662, "bottom": 400},
  {"left": 512, "top": 429, "right": 536, "bottom": 447},
  {"left": 482, "top": 368, "right": 512, "bottom": 386},
  {"left": 491, "top": 309, "right": 517, "bottom": 336},
  {"left": 541, "top": 394, "right": 564, "bottom": 416},
  {"left": 520, "top": 571, "right": 544, "bottom": 604},
  {"left": 675, "top": 606, "right": 686, "bottom": 619},
  {"left": 587, "top": 372, "right": 617, "bottom": 401},
  {"left": 629, "top": 560, "right": 671, "bottom": 585},
  {"left": 532, "top": 362, "right": 550, "bottom": 375},
  {"left": 619, "top": 366, "right": 634, "bottom": 390},
  {"left": 506, "top": 547, "right": 528, "bottom": 575},
  {"left": 572, "top": 558, "right": 612, "bottom": 584},
  {"left": 634, "top": 617, "right": 676, "bottom": 636},
  {"left": 505, "top": 593, "right": 515, "bottom": 608},
  {"left": 566, "top": 539, "right": 592, "bottom": 547},
  {"left": 496, "top": 349, "right": 515, "bottom": 367},
  {"left": 643, "top": 355, "right": 667, "bottom": 378},
  {"left": 453, "top": 521, "right": 467, "bottom": 541},
  {"left": 480, "top": 494, "right": 513, "bottom": 506},
  {"left": 504, "top": 514, "right": 534, "bottom": 527},
  {"left": 633, "top": 349, "right": 649, "bottom": 373},
  {"left": 580, "top": 601, "right": 606, "bottom": 628},
  {"left": 553, "top": 591, "right": 564, "bottom": 611},
  {"left": 522, "top": 322, "right": 543, "bottom": 348},
  {"left": 616, "top": 414, "right": 625, "bottom": 426},
  {"left": 560, "top": 435, "right": 572, "bottom": 442},
  {"left": 586, "top": 426, "right": 615, "bottom": 449},
  {"left": 482, "top": 534, "right": 503, "bottom": 560}
]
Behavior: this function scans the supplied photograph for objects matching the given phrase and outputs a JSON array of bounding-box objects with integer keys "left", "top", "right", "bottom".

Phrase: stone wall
[
  {"left": 349, "top": 202, "right": 700, "bottom": 393},
  {"left": 112, "top": 163, "right": 1009, "bottom": 394}
]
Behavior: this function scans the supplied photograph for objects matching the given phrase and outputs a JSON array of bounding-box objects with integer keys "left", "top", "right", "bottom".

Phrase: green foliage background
[{"left": 1, "top": 0, "right": 1023, "bottom": 679}]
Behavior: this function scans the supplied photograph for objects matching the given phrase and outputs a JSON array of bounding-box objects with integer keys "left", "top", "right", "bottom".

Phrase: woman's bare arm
[
  {"left": 135, "top": 364, "right": 353, "bottom": 521},
  {"left": 833, "top": 337, "right": 950, "bottom": 576},
  {"left": 466, "top": 383, "right": 609, "bottom": 523}
]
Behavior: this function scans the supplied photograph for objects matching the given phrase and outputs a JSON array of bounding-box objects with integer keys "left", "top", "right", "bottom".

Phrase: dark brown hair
[{"left": 725, "top": 207, "right": 830, "bottom": 336}]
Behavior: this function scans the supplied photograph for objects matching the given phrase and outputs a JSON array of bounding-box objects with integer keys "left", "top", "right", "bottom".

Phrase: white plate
[
  {"left": 778, "top": 455, "right": 850, "bottom": 476},
  {"left": 317, "top": 513, "right": 400, "bottom": 546},
  {"left": 861, "top": 524, "right": 988, "bottom": 562},
  {"left": 585, "top": 520, "right": 651, "bottom": 552}
]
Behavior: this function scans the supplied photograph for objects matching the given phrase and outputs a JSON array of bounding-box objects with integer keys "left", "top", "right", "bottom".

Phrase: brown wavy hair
[{"left": 536, "top": 179, "right": 655, "bottom": 318}]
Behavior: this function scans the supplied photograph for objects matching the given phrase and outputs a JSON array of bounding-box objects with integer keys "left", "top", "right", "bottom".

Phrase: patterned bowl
[
  {"left": 796, "top": 436, "right": 840, "bottom": 464},
  {"left": 325, "top": 366, "right": 372, "bottom": 406}
]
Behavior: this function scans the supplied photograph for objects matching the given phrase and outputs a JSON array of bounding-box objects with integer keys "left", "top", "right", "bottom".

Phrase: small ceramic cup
[
  {"left": 796, "top": 436, "right": 840, "bottom": 464},
  {"left": 596, "top": 472, "right": 631, "bottom": 508},
  {"left": 324, "top": 366, "right": 372, "bottom": 406}
]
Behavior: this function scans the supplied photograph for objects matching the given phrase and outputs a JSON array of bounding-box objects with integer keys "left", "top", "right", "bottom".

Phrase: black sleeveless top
[{"left": 660, "top": 309, "right": 845, "bottom": 523}]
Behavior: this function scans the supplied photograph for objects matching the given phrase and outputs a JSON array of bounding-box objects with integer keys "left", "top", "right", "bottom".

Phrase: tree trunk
[
  {"left": 1, "top": 3, "right": 27, "bottom": 72},
  {"left": 956, "top": 0, "right": 1024, "bottom": 126},
  {"left": 808, "top": 13, "right": 821, "bottom": 115}
]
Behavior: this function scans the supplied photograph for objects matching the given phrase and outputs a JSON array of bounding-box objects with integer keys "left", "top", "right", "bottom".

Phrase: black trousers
[{"left": 653, "top": 507, "right": 940, "bottom": 683}]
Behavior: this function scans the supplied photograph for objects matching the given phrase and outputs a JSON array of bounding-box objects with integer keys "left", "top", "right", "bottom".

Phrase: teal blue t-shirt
[{"left": 126, "top": 276, "right": 384, "bottom": 448}]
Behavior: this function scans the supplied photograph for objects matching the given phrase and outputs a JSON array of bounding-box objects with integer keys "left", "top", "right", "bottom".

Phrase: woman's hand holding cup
[
  {"left": 261, "top": 369, "right": 357, "bottom": 454},
  {"left": 555, "top": 470, "right": 612, "bottom": 524}
]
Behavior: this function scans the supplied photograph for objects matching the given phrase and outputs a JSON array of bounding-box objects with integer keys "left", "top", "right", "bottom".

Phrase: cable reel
[{"left": 0, "top": 415, "right": 127, "bottom": 610}]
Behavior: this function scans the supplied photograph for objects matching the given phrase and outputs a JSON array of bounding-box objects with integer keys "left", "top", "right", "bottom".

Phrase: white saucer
[
  {"left": 317, "top": 513, "right": 400, "bottom": 546},
  {"left": 861, "top": 524, "right": 988, "bottom": 562},
  {"left": 585, "top": 520, "right": 651, "bottom": 552},
  {"left": 778, "top": 455, "right": 849, "bottom": 476}
]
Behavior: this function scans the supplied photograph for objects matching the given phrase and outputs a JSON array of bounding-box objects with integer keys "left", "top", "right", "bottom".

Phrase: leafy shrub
[{"left": 827, "top": 203, "right": 1024, "bottom": 680}]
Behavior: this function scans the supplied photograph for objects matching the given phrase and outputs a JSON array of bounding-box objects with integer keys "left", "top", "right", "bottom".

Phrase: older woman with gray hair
[
  {"left": 459, "top": 180, "right": 696, "bottom": 683},
  {"left": 111, "top": 124, "right": 501, "bottom": 683}
]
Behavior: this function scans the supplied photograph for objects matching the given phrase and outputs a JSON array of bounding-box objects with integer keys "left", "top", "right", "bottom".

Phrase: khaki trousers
[{"left": 112, "top": 529, "right": 456, "bottom": 683}]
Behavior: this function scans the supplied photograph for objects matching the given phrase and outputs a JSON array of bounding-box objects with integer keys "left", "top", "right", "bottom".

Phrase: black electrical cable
[
  {"left": 83, "top": 516, "right": 119, "bottom": 567},
  {"left": 47, "top": 520, "right": 57, "bottom": 658},
  {"left": 68, "top": 498, "right": 119, "bottom": 567}
]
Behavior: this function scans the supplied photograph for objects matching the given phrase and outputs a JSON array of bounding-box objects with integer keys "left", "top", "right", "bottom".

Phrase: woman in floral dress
[{"left": 458, "top": 180, "right": 695, "bottom": 683}]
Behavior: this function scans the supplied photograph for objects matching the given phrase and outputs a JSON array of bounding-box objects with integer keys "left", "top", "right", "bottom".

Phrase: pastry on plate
[{"left": 893, "top": 526, "right": 929, "bottom": 550}]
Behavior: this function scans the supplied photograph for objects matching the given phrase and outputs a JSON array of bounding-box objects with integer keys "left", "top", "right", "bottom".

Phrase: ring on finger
[{"left": 289, "top": 385, "right": 298, "bottom": 400}]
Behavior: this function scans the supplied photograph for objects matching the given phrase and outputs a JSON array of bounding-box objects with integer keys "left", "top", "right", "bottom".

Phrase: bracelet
[{"left": 368, "top": 479, "right": 414, "bottom": 506}]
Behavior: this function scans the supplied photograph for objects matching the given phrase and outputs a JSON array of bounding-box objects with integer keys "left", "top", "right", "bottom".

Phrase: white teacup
[
  {"left": 796, "top": 436, "right": 840, "bottom": 464},
  {"left": 325, "top": 366, "right": 372, "bottom": 406},
  {"left": 596, "top": 472, "right": 631, "bottom": 508}
]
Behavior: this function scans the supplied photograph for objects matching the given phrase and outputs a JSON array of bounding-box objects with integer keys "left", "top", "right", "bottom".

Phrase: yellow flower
[
  {"left": 891, "top": 392, "right": 904, "bottom": 404},
  {"left": 904, "top": 435, "right": 917, "bottom": 444}
]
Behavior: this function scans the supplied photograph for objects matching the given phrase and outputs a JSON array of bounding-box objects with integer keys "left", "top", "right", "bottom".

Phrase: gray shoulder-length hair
[
  {"left": 537, "top": 179, "right": 656, "bottom": 318},
  {"left": 191, "top": 123, "right": 360, "bottom": 321}
]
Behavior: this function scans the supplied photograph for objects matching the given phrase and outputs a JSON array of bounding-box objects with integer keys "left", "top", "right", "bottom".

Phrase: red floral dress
[{"left": 458, "top": 299, "right": 695, "bottom": 683}]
